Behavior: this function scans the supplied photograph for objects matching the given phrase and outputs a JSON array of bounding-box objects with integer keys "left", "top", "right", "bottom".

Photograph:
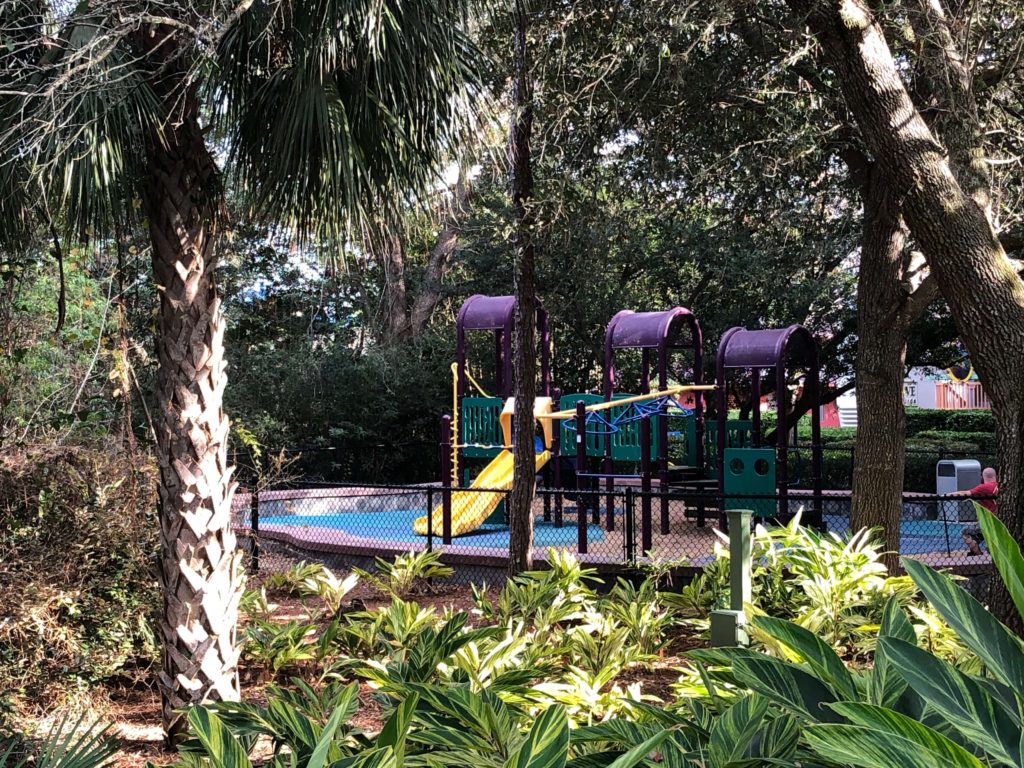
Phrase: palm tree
[{"left": 0, "top": 0, "right": 478, "bottom": 741}]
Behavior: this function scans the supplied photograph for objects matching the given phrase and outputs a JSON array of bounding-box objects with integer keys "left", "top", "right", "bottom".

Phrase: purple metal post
[
  {"left": 552, "top": 387, "right": 562, "bottom": 527},
  {"left": 809, "top": 352, "right": 824, "bottom": 529},
  {"left": 751, "top": 368, "right": 762, "bottom": 447},
  {"left": 777, "top": 356, "right": 789, "bottom": 522},
  {"left": 716, "top": 328, "right": 741, "bottom": 531},
  {"left": 640, "top": 415, "right": 652, "bottom": 555},
  {"left": 440, "top": 415, "right": 453, "bottom": 544},
  {"left": 575, "top": 400, "right": 587, "bottom": 554}
]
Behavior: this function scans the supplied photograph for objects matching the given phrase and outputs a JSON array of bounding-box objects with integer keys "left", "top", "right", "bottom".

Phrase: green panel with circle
[{"left": 723, "top": 447, "right": 777, "bottom": 517}]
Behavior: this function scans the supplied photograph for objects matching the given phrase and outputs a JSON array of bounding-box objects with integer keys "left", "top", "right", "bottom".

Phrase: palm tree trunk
[
  {"left": 139, "top": 41, "right": 242, "bottom": 741},
  {"left": 508, "top": 0, "right": 537, "bottom": 575}
]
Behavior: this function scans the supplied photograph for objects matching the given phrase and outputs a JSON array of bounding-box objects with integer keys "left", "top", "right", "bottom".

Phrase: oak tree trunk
[
  {"left": 795, "top": 0, "right": 1024, "bottom": 630},
  {"left": 508, "top": 0, "right": 536, "bottom": 575},
  {"left": 851, "top": 168, "right": 907, "bottom": 573},
  {"left": 138, "top": 33, "right": 242, "bottom": 742}
]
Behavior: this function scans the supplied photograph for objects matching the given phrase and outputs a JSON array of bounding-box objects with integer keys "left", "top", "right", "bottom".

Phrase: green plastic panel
[
  {"left": 704, "top": 420, "right": 753, "bottom": 471},
  {"left": 558, "top": 394, "right": 604, "bottom": 457},
  {"left": 609, "top": 393, "right": 660, "bottom": 462},
  {"left": 723, "top": 447, "right": 777, "bottom": 517},
  {"left": 460, "top": 397, "right": 503, "bottom": 458}
]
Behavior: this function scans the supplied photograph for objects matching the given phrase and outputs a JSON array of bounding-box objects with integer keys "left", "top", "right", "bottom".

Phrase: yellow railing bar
[{"left": 537, "top": 384, "right": 718, "bottom": 421}]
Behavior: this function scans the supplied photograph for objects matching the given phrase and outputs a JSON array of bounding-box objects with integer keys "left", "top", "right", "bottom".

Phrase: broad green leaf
[
  {"left": 329, "top": 746, "right": 396, "bottom": 768},
  {"left": 749, "top": 713, "right": 799, "bottom": 761},
  {"left": 375, "top": 692, "right": 418, "bottom": 766},
  {"left": 732, "top": 655, "right": 843, "bottom": 722},
  {"left": 903, "top": 557, "right": 1024, "bottom": 693},
  {"left": 811, "top": 703, "right": 984, "bottom": 768},
  {"left": 868, "top": 598, "right": 916, "bottom": 707},
  {"left": 752, "top": 616, "right": 857, "bottom": 699},
  {"left": 977, "top": 506, "right": 1024, "bottom": 621},
  {"left": 187, "top": 708, "right": 252, "bottom": 768},
  {"left": 505, "top": 705, "right": 569, "bottom": 768},
  {"left": 571, "top": 721, "right": 660, "bottom": 746},
  {"left": 308, "top": 703, "right": 350, "bottom": 768},
  {"left": 604, "top": 730, "right": 669, "bottom": 768},
  {"left": 879, "top": 637, "right": 1021, "bottom": 765},
  {"left": 708, "top": 693, "right": 769, "bottom": 768},
  {"left": 879, "top": 596, "right": 916, "bottom": 644}
]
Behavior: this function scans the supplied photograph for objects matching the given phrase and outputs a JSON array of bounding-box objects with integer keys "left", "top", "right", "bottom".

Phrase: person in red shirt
[{"left": 948, "top": 467, "right": 998, "bottom": 555}]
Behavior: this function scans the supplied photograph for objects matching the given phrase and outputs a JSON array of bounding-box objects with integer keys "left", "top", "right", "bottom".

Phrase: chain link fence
[{"left": 232, "top": 483, "right": 996, "bottom": 584}]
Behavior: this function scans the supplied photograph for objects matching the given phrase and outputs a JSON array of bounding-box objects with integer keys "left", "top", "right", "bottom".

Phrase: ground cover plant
[{"left": 3, "top": 510, "right": 1016, "bottom": 768}]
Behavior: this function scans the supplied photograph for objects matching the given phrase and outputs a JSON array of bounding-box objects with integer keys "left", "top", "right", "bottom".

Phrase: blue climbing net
[{"left": 561, "top": 396, "right": 694, "bottom": 437}]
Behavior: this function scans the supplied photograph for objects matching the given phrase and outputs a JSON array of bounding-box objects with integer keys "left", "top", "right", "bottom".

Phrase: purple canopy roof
[
  {"left": 717, "top": 325, "right": 817, "bottom": 369},
  {"left": 457, "top": 295, "right": 516, "bottom": 331},
  {"left": 605, "top": 308, "right": 698, "bottom": 351}
]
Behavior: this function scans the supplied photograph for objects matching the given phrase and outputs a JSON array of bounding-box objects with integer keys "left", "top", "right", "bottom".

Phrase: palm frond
[{"left": 212, "top": 0, "right": 483, "bottom": 240}]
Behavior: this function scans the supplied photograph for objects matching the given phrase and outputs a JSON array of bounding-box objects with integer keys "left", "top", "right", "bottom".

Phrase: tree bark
[
  {"left": 851, "top": 166, "right": 908, "bottom": 573},
  {"left": 137, "top": 30, "right": 242, "bottom": 742},
  {"left": 409, "top": 178, "right": 468, "bottom": 334},
  {"left": 508, "top": 0, "right": 536, "bottom": 575},
  {"left": 793, "top": 0, "right": 1024, "bottom": 630}
]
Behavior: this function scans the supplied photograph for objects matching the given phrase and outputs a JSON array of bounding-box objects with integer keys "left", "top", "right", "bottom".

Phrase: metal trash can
[{"left": 936, "top": 459, "right": 981, "bottom": 522}]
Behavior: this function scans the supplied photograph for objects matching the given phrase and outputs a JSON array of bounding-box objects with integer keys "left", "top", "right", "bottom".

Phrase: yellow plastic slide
[{"left": 414, "top": 449, "right": 551, "bottom": 537}]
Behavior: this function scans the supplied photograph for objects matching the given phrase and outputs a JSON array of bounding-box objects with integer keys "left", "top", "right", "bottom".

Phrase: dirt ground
[{"left": 79, "top": 583, "right": 705, "bottom": 767}]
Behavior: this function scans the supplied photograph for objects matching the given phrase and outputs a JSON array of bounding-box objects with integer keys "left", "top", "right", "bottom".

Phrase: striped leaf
[
  {"left": 186, "top": 708, "right": 253, "bottom": 768},
  {"left": 752, "top": 616, "right": 857, "bottom": 699},
  {"left": 708, "top": 693, "right": 769, "bottom": 768},
  {"left": 867, "top": 599, "right": 916, "bottom": 708},
  {"left": 603, "top": 730, "right": 669, "bottom": 768},
  {"left": 330, "top": 746, "right": 396, "bottom": 768},
  {"left": 505, "top": 705, "right": 569, "bottom": 768},
  {"left": 814, "top": 703, "right": 984, "bottom": 768},
  {"left": 732, "top": 655, "right": 843, "bottom": 723},
  {"left": 977, "top": 506, "right": 1024, "bottom": 620},
  {"left": 879, "top": 637, "right": 1021, "bottom": 765},
  {"left": 819, "top": 708, "right": 978, "bottom": 765},
  {"left": 375, "top": 693, "right": 418, "bottom": 766},
  {"left": 307, "top": 703, "right": 352, "bottom": 768},
  {"left": 902, "top": 557, "right": 1024, "bottom": 693}
]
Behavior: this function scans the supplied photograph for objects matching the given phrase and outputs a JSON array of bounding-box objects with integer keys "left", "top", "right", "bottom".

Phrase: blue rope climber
[{"left": 562, "top": 397, "right": 695, "bottom": 438}]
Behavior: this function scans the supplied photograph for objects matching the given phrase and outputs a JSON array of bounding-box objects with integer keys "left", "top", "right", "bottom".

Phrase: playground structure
[{"left": 419, "top": 294, "right": 826, "bottom": 548}]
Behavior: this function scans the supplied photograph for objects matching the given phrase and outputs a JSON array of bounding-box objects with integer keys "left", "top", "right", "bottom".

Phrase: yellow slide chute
[{"left": 413, "top": 449, "right": 551, "bottom": 537}]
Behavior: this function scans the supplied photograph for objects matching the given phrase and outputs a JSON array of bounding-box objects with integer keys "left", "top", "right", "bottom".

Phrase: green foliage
[
  {"left": 242, "top": 620, "right": 318, "bottom": 679},
  {"left": 0, "top": 713, "right": 116, "bottom": 768},
  {"left": 687, "top": 507, "right": 1024, "bottom": 768},
  {"left": 904, "top": 408, "right": 995, "bottom": 436},
  {"left": 354, "top": 550, "right": 453, "bottom": 600},
  {"left": 0, "top": 448, "right": 159, "bottom": 700}
]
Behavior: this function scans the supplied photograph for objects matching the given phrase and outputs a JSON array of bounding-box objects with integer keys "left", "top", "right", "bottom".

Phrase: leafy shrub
[
  {"left": 0, "top": 447, "right": 159, "bottom": 702},
  {"left": 354, "top": 549, "right": 453, "bottom": 599},
  {"left": 905, "top": 406, "right": 994, "bottom": 435}
]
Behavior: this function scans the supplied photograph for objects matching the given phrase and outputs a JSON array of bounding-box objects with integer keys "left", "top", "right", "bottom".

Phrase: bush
[
  {"left": 905, "top": 406, "right": 994, "bottom": 435},
  {"left": 0, "top": 447, "right": 160, "bottom": 703}
]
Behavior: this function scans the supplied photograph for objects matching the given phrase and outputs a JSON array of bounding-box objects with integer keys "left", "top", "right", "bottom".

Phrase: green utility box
[{"left": 723, "top": 447, "right": 777, "bottom": 518}]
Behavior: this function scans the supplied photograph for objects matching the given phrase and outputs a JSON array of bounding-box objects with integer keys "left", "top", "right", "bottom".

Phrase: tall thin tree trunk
[
  {"left": 851, "top": 169, "right": 907, "bottom": 573},
  {"left": 139, "top": 33, "right": 242, "bottom": 742},
  {"left": 508, "top": 0, "right": 536, "bottom": 575}
]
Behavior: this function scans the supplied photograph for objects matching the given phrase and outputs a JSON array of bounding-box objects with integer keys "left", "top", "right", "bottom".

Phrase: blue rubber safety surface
[
  {"left": 259, "top": 508, "right": 605, "bottom": 548},
  {"left": 823, "top": 515, "right": 969, "bottom": 555}
]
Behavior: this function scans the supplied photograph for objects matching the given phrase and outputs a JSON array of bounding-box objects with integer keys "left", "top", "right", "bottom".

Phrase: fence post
[
  {"left": 640, "top": 415, "right": 652, "bottom": 556},
  {"left": 576, "top": 400, "right": 588, "bottom": 554},
  {"left": 440, "top": 415, "right": 453, "bottom": 545},
  {"left": 710, "top": 508, "right": 752, "bottom": 647},
  {"left": 553, "top": 388, "right": 563, "bottom": 527},
  {"left": 624, "top": 486, "right": 636, "bottom": 565},
  {"left": 250, "top": 487, "right": 260, "bottom": 575}
]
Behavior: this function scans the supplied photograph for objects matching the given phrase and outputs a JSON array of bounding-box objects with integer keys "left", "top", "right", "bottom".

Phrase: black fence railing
[{"left": 233, "top": 483, "right": 996, "bottom": 584}]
